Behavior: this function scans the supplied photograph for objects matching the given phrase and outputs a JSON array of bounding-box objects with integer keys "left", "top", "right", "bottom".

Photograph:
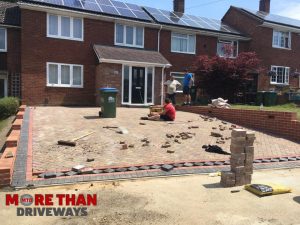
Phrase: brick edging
[
  {"left": 0, "top": 105, "right": 26, "bottom": 187},
  {"left": 176, "top": 106, "right": 300, "bottom": 142}
]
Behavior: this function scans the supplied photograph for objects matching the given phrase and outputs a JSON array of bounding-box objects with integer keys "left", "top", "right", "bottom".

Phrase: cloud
[{"left": 272, "top": 0, "right": 300, "bottom": 20}]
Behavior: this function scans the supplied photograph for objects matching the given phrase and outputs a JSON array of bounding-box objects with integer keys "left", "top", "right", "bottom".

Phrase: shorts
[
  {"left": 183, "top": 86, "right": 190, "bottom": 95},
  {"left": 160, "top": 114, "right": 174, "bottom": 121}
]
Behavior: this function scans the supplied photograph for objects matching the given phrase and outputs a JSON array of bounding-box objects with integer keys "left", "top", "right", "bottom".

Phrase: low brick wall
[
  {"left": 176, "top": 106, "right": 300, "bottom": 142},
  {"left": 0, "top": 105, "right": 26, "bottom": 187}
]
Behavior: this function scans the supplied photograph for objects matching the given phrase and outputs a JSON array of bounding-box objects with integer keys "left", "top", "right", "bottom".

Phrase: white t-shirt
[{"left": 164, "top": 80, "right": 181, "bottom": 94}]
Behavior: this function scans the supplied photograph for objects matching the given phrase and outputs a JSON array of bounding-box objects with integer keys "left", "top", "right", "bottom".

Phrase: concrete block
[{"left": 231, "top": 129, "right": 247, "bottom": 138}]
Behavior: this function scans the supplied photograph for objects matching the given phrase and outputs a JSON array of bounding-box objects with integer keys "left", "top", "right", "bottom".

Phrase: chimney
[
  {"left": 174, "top": 0, "right": 185, "bottom": 13},
  {"left": 259, "top": 0, "right": 270, "bottom": 13}
]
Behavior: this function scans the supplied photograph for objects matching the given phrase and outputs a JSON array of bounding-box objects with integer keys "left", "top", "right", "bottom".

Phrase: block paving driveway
[{"left": 32, "top": 107, "right": 300, "bottom": 172}]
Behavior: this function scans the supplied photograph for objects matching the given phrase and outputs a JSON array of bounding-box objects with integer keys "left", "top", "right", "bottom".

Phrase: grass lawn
[
  {"left": 0, "top": 117, "right": 11, "bottom": 132},
  {"left": 231, "top": 103, "right": 300, "bottom": 120}
]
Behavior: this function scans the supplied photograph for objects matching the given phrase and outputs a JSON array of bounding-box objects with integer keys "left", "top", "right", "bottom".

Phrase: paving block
[
  {"left": 12, "top": 119, "right": 23, "bottom": 130},
  {"left": 253, "top": 159, "right": 262, "bottom": 163},
  {"left": 79, "top": 167, "right": 94, "bottom": 174},
  {"left": 246, "top": 131, "right": 255, "bottom": 139},
  {"left": 232, "top": 166, "right": 245, "bottom": 175},
  {"left": 92, "top": 170, "right": 103, "bottom": 174},
  {"left": 150, "top": 165, "right": 161, "bottom": 170},
  {"left": 103, "top": 168, "right": 115, "bottom": 173},
  {"left": 173, "top": 163, "right": 183, "bottom": 168},
  {"left": 183, "top": 162, "right": 194, "bottom": 167},
  {"left": 194, "top": 162, "right": 204, "bottom": 166},
  {"left": 65, "top": 171, "right": 78, "bottom": 176},
  {"left": 204, "top": 162, "right": 214, "bottom": 166},
  {"left": 288, "top": 157, "right": 297, "bottom": 161},
  {"left": 161, "top": 164, "right": 174, "bottom": 172},
  {"left": 139, "top": 166, "right": 150, "bottom": 170},
  {"left": 6, "top": 130, "right": 20, "bottom": 147},
  {"left": 231, "top": 129, "right": 247, "bottom": 138},
  {"left": 214, "top": 161, "right": 224, "bottom": 166},
  {"left": 16, "top": 111, "right": 24, "bottom": 119},
  {"left": 270, "top": 158, "right": 280, "bottom": 163},
  {"left": 43, "top": 172, "right": 57, "bottom": 179},
  {"left": 279, "top": 157, "right": 288, "bottom": 162},
  {"left": 262, "top": 159, "right": 271, "bottom": 163},
  {"left": 72, "top": 165, "right": 85, "bottom": 172},
  {"left": 127, "top": 166, "right": 139, "bottom": 171},
  {"left": 19, "top": 105, "right": 26, "bottom": 112},
  {"left": 230, "top": 144, "right": 245, "bottom": 154},
  {"left": 115, "top": 167, "right": 127, "bottom": 172},
  {"left": 231, "top": 137, "right": 246, "bottom": 145},
  {"left": 245, "top": 146, "right": 254, "bottom": 155}
]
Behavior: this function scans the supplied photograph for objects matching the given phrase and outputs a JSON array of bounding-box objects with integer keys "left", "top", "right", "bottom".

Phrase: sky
[{"left": 125, "top": 0, "right": 300, "bottom": 20}]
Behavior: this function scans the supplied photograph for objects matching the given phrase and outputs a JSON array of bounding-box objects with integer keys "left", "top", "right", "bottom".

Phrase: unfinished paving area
[{"left": 32, "top": 107, "right": 300, "bottom": 172}]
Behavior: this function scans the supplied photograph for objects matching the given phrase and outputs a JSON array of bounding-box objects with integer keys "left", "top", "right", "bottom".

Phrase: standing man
[
  {"left": 164, "top": 75, "right": 181, "bottom": 105},
  {"left": 183, "top": 69, "right": 194, "bottom": 106}
]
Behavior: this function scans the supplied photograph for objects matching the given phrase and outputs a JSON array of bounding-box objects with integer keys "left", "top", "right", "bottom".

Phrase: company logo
[{"left": 5, "top": 194, "right": 97, "bottom": 217}]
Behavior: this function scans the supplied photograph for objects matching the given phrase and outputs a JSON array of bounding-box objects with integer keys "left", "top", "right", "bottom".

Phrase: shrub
[{"left": 0, "top": 97, "right": 20, "bottom": 119}]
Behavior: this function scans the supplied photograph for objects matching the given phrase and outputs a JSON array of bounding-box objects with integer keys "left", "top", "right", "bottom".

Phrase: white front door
[
  {"left": 122, "top": 65, "right": 154, "bottom": 105},
  {"left": 0, "top": 73, "right": 8, "bottom": 98}
]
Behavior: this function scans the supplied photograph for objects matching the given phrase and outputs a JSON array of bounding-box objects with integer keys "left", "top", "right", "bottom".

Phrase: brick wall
[
  {"left": 223, "top": 7, "right": 300, "bottom": 91},
  {"left": 177, "top": 106, "right": 300, "bottom": 142}
]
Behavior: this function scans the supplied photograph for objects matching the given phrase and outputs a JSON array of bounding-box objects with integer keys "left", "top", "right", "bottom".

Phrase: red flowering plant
[{"left": 191, "top": 52, "right": 263, "bottom": 102}]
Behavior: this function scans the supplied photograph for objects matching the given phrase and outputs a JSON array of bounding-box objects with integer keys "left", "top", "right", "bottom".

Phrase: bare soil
[{"left": 1, "top": 168, "right": 300, "bottom": 225}]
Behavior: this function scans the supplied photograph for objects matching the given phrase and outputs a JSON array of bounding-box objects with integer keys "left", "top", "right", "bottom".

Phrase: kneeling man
[{"left": 149, "top": 98, "right": 176, "bottom": 121}]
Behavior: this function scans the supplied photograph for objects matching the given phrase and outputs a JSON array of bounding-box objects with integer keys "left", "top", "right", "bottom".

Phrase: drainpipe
[
  {"left": 161, "top": 66, "right": 165, "bottom": 105},
  {"left": 158, "top": 25, "right": 162, "bottom": 52}
]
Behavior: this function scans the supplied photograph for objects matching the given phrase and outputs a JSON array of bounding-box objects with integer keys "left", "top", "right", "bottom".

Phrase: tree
[{"left": 191, "top": 52, "right": 262, "bottom": 102}]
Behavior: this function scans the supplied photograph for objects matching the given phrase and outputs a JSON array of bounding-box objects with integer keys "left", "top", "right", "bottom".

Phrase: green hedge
[{"left": 0, "top": 97, "right": 20, "bottom": 119}]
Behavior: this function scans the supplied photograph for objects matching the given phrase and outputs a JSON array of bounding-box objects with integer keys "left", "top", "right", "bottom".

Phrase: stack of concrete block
[{"left": 221, "top": 129, "right": 255, "bottom": 187}]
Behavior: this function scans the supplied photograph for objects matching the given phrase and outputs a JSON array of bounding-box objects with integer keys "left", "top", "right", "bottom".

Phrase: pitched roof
[
  {"left": 0, "top": 1, "right": 20, "bottom": 26},
  {"left": 238, "top": 7, "right": 300, "bottom": 29},
  {"left": 94, "top": 45, "right": 171, "bottom": 67}
]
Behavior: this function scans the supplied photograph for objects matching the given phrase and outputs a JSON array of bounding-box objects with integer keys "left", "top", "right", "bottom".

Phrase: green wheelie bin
[
  {"left": 264, "top": 91, "right": 277, "bottom": 106},
  {"left": 99, "top": 88, "right": 118, "bottom": 118}
]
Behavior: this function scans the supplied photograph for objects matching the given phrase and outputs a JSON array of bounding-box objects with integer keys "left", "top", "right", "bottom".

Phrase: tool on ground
[
  {"left": 58, "top": 131, "right": 95, "bottom": 147},
  {"left": 103, "top": 126, "right": 128, "bottom": 134}
]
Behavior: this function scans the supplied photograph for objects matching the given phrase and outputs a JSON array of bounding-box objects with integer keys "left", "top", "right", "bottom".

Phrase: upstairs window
[
  {"left": 171, "top": 33, "right": 196, "bottom": 54},
  {"left": 270, "top": 66, "right": 289, "bottom": 85},
  {"left": 0, "top": 27, "right": 7, "bottom": 52},
  {"left": 272, "top": 30, "right": 291, "bottom": 49},
  {"left": 115, "top": 24, "right": 144, "bottom": 48},
  {"left": 217, "top": 40, "right": 238, "bottom": 58},
  {"left": 47, "top": 14, "right": 83, "bottom": 41}
]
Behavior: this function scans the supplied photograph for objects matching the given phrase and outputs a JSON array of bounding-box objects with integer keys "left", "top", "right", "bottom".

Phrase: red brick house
[
  {"left": 0, "top": 1, "right": 21, "bottom": 99},
  {"left": 223, "top": 0, "right": 300, "bottom": 92},
  {"left": 1, "top": 0, "right": 300, "bottom": 105}
]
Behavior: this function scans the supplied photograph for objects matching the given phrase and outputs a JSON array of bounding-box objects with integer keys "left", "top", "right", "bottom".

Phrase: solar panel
[
  {"left": 242, "top": 8, "right": 300, "bottom": 29},
  {"left": 24, "top": 0, "right": 153, "bottom": 22},
  {"left": 143, "top": 6, "right": 241, "bottom": 35}
]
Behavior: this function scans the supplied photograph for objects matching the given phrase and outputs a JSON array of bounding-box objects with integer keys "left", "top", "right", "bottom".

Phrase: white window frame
[
  {"left": 115, "top": 23, "right": 144, "bottom": 48},
  {"left": 272, "top": 30, "right": 291, "bottom": 50},
  {"left": 0, "top": 73, "right": 8, "bottom": 97},
  {"left": 170, "top": 72, "right": 194, "bottom": 93},
  {"left": 47, "top": 14, "right": 84, "bottom": 41},
  {"left": 46, "top": 62, "right": 84, "bottom": 88},
  {"left": 121, "top": 65, "right": 154, "bottom": 106},
  {"left": 217, "top": 39, "right": 238, "bottom": 58},
  {"left": 0, "top": 27, "right": 7, "bottom": 52},
  {"left": 171, "top": 32, "right": 196, "bottom": 55},
  {"left": 270, "top": 65, "right": 289, "bottom": 85}
]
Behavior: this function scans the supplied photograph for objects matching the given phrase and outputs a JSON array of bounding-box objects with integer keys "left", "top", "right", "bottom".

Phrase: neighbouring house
[
  {"left": 223, "top": 0, "right": 300, "bottom": 92},
  {"left": 0, "top": 0, "right": 299, "bottom": 106},
  {"left": 0, "top": 1, "right": 21, "bottom": 99}
]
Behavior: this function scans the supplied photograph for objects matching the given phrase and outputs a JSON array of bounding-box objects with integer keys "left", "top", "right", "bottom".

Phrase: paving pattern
[{"left": 32, "top": 107, "right": 300, "bottom": 172}]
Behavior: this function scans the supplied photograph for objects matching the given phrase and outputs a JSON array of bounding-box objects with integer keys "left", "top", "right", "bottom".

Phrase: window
[
  {"left": 171, "top": 33, "right": 196, "bottom": 54},
  {"left": 272, "top": 30, "right": 291, "bottom": 49},
  {"left": 170, "top": 72, "right": 194, "bottom": 92},
  {"left": 115, "top": 24, "right": 144, "bottom": 48},
  {"left": 0, "top": 27, "right": 7, "bottom": 52},
  {"left": 47, "top": 14, "right": 83, "bottom": 41},
  {"left": 270, "top": 66, "right": 289, "bottom": 85},
  {"left": 217, "top": 40, "right": 238, "bottom": 58},
  {"left": 47, "top": 63, "right": 83, "bottom": 88}
]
